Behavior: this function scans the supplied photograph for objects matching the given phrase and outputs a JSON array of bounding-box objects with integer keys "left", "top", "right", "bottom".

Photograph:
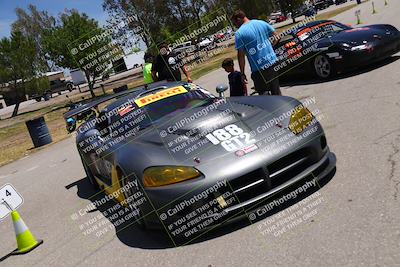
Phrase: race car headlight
[
  {"left": 288, "top": 106, "right": 314, "bottom": 135},
  {"left": 143, "top": 166, "right": 201, "bottom": 187}
]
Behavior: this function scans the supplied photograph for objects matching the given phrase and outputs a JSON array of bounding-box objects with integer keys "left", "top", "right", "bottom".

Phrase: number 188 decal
[{"left": 205, "top": 124, "right": 256, "bottom": 152}]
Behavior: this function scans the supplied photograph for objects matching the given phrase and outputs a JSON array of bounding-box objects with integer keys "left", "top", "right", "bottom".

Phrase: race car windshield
[
  {"left": 298, "top": 22, "right": 350, "bottom": 41},
  {"left": 321, "top": 23, "right": 350, "bottom": 34},
  {"left": 142, "top": 89, "right": 215, "bottom": 122}
]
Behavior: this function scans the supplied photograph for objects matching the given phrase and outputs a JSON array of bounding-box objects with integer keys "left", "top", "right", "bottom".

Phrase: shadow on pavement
[
  {"left": 280, "top": 56, "right": 400, "bottom": 87},
  {"left": 65, "top": 177, "right": 173, "bottom": 249},
  {"left": 190, "top": 167, "right": 336, "bottom": 245},
  {"left": 66, "top": 167, "right": 336, "bottom": 250}
]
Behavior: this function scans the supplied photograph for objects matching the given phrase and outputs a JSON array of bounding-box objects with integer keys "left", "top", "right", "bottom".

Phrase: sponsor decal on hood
[{"left": 134, "top": 86, "right": 188, "bottom": 107}]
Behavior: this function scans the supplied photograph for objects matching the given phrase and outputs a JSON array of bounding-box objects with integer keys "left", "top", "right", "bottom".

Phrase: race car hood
[{"left": 130, "top": 96, "right": 298, "bottom": 163}]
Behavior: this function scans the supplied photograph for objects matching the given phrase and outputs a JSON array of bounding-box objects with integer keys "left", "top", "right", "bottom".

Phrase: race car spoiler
[{"left": 63, "top": 81, "right": 186, "bottom": 120}]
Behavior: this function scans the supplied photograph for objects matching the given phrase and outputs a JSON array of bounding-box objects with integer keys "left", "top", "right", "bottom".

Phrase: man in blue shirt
[{"left": 232, "top": 10, "right": 282, "bottom": 95}]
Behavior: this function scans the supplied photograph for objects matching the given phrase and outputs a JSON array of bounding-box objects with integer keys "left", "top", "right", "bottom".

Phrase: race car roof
[{"left": 288, "top": 19, "right": 335, "bottom": 35}]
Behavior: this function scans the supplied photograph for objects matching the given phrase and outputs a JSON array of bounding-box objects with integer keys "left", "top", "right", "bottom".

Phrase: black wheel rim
[{"left": 314, "top": 55, "right": 331, "bottom": 78}]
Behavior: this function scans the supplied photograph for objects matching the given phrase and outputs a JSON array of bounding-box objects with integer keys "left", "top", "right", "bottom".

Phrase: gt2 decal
[{"left": 205, "top": 124, "right": 256, "bottom": 152}]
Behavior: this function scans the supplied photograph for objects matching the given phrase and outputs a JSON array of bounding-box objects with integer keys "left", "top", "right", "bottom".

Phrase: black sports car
[
  {"left": 293, "top": 5, "right": 317, "bottom": 19},
  {"left": 274, "top": 20, "right": 400, "bottom": 79},
  {"left": 335, "top": 0, "right": 348, "bottom": 5},
  {"left": 314, "top": 0, "right": 334, "bottom": 10},
  {"left": 68, "top": 81, "right": 336, "bottom": 245}
]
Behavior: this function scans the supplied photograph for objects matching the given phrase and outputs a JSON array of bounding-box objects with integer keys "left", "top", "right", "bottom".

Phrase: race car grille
[
  {"left": 227, "top": 148, "right": 319, "bottom": 204},
  {"left": 229, "top": 168, "right": 269, "bottom": 203},
  {"left": 268, "top": 148, "right": 314, "bottom": 188}
]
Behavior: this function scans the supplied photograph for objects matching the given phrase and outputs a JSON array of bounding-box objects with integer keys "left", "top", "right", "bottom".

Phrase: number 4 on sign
[{"left": 0, "top": 184, "right": 24, "bottom": 221}]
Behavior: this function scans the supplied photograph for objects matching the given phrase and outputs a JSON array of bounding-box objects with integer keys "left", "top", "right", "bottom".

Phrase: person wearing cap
[{"left": 151, "top": 42, "right": 192, "bottom": 83}]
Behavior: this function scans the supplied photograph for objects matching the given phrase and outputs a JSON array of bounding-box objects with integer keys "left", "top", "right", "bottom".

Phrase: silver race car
[{"left": 66, "top": 81, "right": 336, "bottom": 244}]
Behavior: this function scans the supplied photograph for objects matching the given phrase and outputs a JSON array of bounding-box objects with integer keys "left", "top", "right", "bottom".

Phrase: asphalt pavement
[{"left": 0, "top": 1, "right": 399, "bottom": 266}]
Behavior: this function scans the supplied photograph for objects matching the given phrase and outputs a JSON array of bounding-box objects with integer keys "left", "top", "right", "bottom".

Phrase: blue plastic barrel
[{"left": 25, "top": 117, "right": 52, "bottom": 148}]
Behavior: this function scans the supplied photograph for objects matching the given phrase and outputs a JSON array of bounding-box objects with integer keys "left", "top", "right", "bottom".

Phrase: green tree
[
  {"left": 103, "top": 0, "right": 214, "bottom": 48},
  {"left": 278, "top": 0, "right": 306, "bottom": 23},
  {"left": 12, "top": 4, "right": 56, "bottom": 71},
  {"left": 102, "top": 0, "right": 281, "bottom": 51},
  {"left": 24, "top": 76, "right": 50, "bottom": 97},
  {"left": 103, "top": 0, "right": 168, "bottom": 49},
  {"left": 0, "top": 32, "right": 39, "bottom": 116},
  {"left": 42, "top": 10, "right": 112, "bottom": 98}
]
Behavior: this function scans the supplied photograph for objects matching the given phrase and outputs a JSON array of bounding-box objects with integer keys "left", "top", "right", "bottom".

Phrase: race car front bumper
[
  {"left": 143, "top": 146, "right": 336, "bottom": 244},
  {"left": 157, "top": 148, "right": 336, "bottom": 245},
  {"left": 212, "top": 149, "right": 336, "bottom": 224}
]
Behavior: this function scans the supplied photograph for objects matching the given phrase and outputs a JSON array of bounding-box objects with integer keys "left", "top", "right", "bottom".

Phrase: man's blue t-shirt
[{"left": 235, "top": 20, "right": 277, "bottom": 73}]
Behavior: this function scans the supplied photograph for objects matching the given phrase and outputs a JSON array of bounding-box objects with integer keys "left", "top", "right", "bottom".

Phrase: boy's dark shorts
[{"left": 251, "top": 67, "right": 281, "bottom": 95}]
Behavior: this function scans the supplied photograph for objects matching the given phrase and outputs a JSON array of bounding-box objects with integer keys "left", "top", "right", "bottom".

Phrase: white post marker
[{"left": 0, "top": 184, "right": 24, "bottom": 221}]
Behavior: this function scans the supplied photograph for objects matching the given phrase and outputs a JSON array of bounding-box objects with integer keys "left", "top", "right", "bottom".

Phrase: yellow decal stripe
[{"left": 135, "top": 86, "right": 188, "bottom": 107}]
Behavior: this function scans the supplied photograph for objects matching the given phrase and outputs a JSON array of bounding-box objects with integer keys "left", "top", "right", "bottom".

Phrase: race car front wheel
[
  {"left": 79, "top": 151, "right": 99, "bottom": 190},
  {"left": 119, "top": 169, "right": 147, "bottom": 230},
  {"left": 314, "top": 54, "right": 334, "bottom": 79}
]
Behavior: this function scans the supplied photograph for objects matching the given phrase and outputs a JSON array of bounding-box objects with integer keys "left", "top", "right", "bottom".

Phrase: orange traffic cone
[{"left": 10, "top": 210, "right": 43, "bottom": 255}]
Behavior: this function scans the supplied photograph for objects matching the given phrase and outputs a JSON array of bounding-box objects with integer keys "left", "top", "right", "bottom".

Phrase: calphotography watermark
[
  {"left": 171, "top": 13, "right": 228, "bottom": 48},
  {"left": 157, "top": 179, "right": 239, "bottom": 244},
  {"left": 69, "top": 179, "right": 148, "bottom": 238},
  {"left": 68, "top": 14, "right": 142, "bottom": 74},
  {"left": 255, "top": 191, "right": 324, "bottom": 238},
  {"left": 253, "top": 96, "right": 327, "bottom": 157}
]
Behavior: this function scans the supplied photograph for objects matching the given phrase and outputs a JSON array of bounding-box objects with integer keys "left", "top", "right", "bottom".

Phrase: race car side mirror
[
  {"left": 66, "top": 117, "right": 77, "bottom": 133},
  {"left": 216, "top": 84, "right": 228, "bottom": 98}
]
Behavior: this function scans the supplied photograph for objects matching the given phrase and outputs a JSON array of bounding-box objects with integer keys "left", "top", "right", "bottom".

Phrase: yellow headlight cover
[
  {"left": 288, "top": 105, "right": 314, "bottom": 134},
  {"left": 143, "top": 166, "right": 201, "bottom": 187}
]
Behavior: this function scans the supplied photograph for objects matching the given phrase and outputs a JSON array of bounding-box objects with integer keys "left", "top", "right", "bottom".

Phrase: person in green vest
[{"left": 143, "top": 52, "right": 154, "bottom": 84}]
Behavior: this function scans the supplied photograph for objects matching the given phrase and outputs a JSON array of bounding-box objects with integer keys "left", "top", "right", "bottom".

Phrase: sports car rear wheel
[
  {"left": 119, "top": 169, "right": 147, "bottom": 230},
  {"left": 314, "top": 55, "right": 333, "bottom": 79}
]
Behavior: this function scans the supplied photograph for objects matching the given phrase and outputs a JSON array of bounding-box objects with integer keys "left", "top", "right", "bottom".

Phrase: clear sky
[{"left": 0, "top": 0, "right": 108, "bottom": 38}]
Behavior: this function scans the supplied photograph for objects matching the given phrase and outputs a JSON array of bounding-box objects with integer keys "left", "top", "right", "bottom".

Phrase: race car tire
[
  {"left": 313, "top": 54, "right": 334, "bottom": 79},
  {"left": 44, "top": 92, "right": 52, "bottom": 101},
  {"left": 119, "top": 168, "right": 148, "bottom": 230},
  {"left": 79, "top": 152, "right": 99, "bottom": 190}
]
